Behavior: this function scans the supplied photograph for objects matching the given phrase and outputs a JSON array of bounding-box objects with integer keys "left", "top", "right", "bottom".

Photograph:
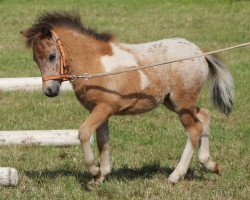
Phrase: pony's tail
[{"left": 205, "top": 54, "right": 234, "bottom": 116}]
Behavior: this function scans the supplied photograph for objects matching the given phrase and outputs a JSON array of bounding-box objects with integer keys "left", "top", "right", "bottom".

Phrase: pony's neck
[{"left": 55, "top": 28, "right": 113, "bottom": 76}]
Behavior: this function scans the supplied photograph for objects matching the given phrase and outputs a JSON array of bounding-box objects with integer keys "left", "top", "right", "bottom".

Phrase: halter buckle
[
  {"left": 82, "top": 73, "right": 91, "bottom": 80},
  {"left": 70, "top": 75, "right": 77, "bottom": 81},
  {"left": 70, "top": 73, "right": 91, "bottom": 81}
]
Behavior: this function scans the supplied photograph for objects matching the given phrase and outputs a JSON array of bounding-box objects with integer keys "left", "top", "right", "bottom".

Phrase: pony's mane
[{"left": 23, "top": 11, "right": 114, "bottom": 48}]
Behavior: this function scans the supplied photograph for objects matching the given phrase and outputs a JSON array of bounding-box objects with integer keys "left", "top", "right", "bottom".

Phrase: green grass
[{"left": 0, "top": 0, "right": 249, "bottom": 199}]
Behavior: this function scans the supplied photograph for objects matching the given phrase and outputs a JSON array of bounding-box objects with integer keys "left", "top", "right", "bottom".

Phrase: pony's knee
[
  {"left": 78, "top": 132, "right": 85, "bottom": 143},
  {"left": 78, "top": 128, "right": 91, "bottom": 143}
]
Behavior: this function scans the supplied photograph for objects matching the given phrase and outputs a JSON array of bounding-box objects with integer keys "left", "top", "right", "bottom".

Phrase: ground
[{"left": 0, "top": 0, "right": 249, "bottom": 199}]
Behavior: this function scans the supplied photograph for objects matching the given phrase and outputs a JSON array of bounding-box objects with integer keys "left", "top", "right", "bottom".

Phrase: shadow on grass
[
  {"left": 25, "top": 169, "right": 92, "bottom": 190},
  {"left": 24, "top": 162, "right": 206, "bottom": 190}
]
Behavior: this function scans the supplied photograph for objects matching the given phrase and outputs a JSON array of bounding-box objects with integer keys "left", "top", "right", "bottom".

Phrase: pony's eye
[{"left": 48, "top": 54, "right": 56, "bottom": 61}]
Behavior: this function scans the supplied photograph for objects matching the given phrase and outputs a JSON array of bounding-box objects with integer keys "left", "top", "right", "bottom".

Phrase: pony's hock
[
  {"left": 20, "top": 11, "right": 236, "bottom": 185},
  {"left": 0, "top": 168, "right": 18, "bottom": 186}
]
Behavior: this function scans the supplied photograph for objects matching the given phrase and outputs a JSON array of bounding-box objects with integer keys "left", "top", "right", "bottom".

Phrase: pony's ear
[
  {"left": 41, "top": 27, "right": 52, "bottom": 38},
  {"left": 20, "top": 30, "right": 28, "bottom": 37}
]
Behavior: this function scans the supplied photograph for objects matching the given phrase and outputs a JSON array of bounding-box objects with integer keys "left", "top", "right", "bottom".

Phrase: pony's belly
[
  {"left": 116, "top": 71, "right": 170, "bottom": 115},
  {"left": 116, "top": 99, "right": 162, "bottom": 115},
  {"left": 116, "top": 89, "right": 167, "bottom": 115}
]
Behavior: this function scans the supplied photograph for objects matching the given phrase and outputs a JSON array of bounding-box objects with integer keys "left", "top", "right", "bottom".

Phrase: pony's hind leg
[
  {"left": 167, "top": 107, "right": 203, "bottom": 184},
  {"left": 197, "top": 108, "right": 221, "bottom": 175},
  {"left": 94, "top": 121, "right": 111, "bottom": 184},
  {"left": 163, "top": 96, "right": 203, "bottom": 183}
]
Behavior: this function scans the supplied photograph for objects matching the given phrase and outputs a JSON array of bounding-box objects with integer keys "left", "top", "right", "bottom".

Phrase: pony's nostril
[
  {"left": 47, "top": 88, "right": 53, "bottom": 95},
  {"left": 44, "top": 87, "right": 58, "bottom": 97},
  {"left": 44, "top": 88, "right": 52, "bottom": 96}
]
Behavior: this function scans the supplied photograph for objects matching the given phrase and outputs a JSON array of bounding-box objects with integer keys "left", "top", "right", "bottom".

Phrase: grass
[{"left": 0, "top": 0, "right": 249, "bottom": 199}]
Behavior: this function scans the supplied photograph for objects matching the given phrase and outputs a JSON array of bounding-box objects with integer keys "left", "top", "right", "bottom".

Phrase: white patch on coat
[
  {"left": 138, "top": 70, "right": 150, "bottom": 90},
  {"left": 101, "top": 43, "right": 138, "bottom": 72}
]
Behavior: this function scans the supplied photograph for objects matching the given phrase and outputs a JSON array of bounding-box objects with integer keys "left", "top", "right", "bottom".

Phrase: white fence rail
[
  {"left": 0, "top": 167, "right": 18, "bottom": 186},
  {"left": 0, "top": 130, "right": 80, "bottom": 146},
  {"left": 0, "top": 77, "right": 72, "bottom": 91}
]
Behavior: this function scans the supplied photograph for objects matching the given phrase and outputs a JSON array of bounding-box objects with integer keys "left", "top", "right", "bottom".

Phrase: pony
[{"left": 21, "top": 11, "right": 234, "bottom": 187}]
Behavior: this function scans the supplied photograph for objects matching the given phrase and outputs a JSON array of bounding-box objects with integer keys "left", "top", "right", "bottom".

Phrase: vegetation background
[{"left": 0, "top": 0, "right": 249, "bottom": 199}]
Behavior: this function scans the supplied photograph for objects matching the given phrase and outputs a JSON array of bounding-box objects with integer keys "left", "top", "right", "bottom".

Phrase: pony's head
[
  {"left": 21, "top": 27, "right": 62, "bottom": 97},
  {"left": 21, "top": 11, "right": 114, "bottom": 97}
]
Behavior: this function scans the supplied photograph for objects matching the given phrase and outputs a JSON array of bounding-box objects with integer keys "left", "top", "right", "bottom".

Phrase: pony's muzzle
[{"left": 42, "top": 80, "right": 61, "bottom": 97}]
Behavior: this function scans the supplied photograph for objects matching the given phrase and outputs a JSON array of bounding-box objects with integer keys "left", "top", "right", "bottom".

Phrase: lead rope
[{"left": 69, "top": 42, "right": 250, "bottom": 81}]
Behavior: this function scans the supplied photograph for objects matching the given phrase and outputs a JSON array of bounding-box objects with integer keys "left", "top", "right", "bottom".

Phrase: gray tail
[{"left": 205, "top": 54, "right": 234, "bottom": 116}]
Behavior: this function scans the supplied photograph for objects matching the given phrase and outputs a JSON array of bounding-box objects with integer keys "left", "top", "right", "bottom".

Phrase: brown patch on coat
[
  {"left": 168, "top": 68, "right": 199, "bottom": 110},
  {"left": 179, "top": 109, "right": 203, "bottom": 147}
]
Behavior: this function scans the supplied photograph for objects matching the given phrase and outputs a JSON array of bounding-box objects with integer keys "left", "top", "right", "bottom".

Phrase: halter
[{"left": 42, "top": 31, "right": 71, "bottom": 82}]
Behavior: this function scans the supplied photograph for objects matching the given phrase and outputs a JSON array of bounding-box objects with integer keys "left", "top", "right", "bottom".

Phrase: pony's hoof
[
  {"left": 167, "top": 179, "right": 176, "bottom": 185},
  {"left": 87, "top": 173, "right": 106, "bottom": 190},
  {"left": 214, "top": 163, "right": 222, "bottom": 176},
  {"left": 167, "top": 175, "right": 179, "bottom": 185},
  {"left": 87, "top": 179, "right": 101, "bottom": 190}
]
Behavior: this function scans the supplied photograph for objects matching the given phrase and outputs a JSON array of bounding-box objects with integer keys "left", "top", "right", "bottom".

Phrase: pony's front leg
[
  {"left": 78, "top": 104, "right": 113, "bottom": 186},
  {"left": 95, "top": 121, "right": 111, "bottom": 183}
]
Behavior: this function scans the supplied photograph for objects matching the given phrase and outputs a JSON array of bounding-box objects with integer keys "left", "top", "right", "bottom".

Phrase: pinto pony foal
[{"left": 21, "top": 12, "right": 234, "bottom": 186}]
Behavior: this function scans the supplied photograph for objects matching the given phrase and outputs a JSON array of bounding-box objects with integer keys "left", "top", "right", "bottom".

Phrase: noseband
[{"left": 42, "top": 31, "right": 71, "bottom": 82}]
